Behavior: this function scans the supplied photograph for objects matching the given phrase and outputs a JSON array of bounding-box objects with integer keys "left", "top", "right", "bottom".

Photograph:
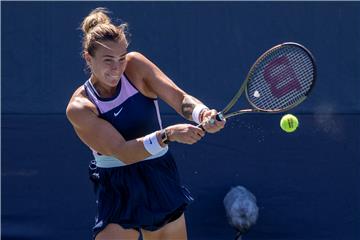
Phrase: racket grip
[
  {"left": 216, "top": 112, "right": 225, "bottom": 121},
  {"left": 197, "top": 112, "right": 223, "bottom": 131}
]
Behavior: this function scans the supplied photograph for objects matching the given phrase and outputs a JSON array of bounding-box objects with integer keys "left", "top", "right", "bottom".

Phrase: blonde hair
[{"left": 81, "top": 7, "right": 129, "bottom": 57}]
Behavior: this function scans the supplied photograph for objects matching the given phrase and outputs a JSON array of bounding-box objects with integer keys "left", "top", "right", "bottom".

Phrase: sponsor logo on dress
[{"left": 114, "top": 107, "right": 123, "bottom": 117}]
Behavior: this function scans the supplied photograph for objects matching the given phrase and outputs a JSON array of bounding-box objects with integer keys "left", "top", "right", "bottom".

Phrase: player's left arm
[
  {"left": 144, "top": 63, "right": 194, "bottom": 119},
  {"left": 126, "top": 52, "right": 197, "bottom": 118},
  {"left": 127, "top": 52, "right": 225, "bottom": 132}
]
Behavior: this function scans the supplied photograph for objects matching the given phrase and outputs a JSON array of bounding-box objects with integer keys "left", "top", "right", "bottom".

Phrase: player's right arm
[
  {"left": 66, "top": 86, "right": 152, "bottom": 164},
  {"left": 66, "top": 87, "right": 203, "bottom": 164}
]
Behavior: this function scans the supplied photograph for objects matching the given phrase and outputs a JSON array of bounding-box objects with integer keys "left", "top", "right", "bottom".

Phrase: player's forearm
[
  {"left": 111, "top": 140, "right": 149, "bottom": 164},
  {"left": 181, "top": 95, "right": 208, "bottom": 122},
  {"left": 111, "top": 131, "right": 166, "bottom": 164}
]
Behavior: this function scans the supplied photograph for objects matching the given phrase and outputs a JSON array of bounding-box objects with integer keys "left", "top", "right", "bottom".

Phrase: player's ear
[{"left": 84, "top": 51, "right": 93, "bottom": 66}]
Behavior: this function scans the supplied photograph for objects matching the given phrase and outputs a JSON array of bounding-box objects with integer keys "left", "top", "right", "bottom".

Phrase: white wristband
[
  {"left": 192, "top": 104, "right": 209, "bottom": 124},
  {"left": 143, "top": 132, "right": 166, "bottom": 155}
]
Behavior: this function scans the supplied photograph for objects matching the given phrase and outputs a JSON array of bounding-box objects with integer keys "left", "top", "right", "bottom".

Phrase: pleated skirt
[{"left": 89, "top": 151, "right": 194, "bottom": 238}]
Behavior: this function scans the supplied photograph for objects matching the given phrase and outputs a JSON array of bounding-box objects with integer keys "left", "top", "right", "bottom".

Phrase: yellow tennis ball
[{"left": 280, "top": 114, "right": 299, "bottom": 133}]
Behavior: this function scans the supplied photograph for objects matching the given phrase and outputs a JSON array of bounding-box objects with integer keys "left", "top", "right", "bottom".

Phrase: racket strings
[{"left": 247, "top": 45, "right": 315, "bottom": 111}]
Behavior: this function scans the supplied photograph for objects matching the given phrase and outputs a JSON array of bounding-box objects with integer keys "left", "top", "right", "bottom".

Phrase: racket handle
[
  {"left": 197, "top": 112, "right": 224, "bottom": 130},
  {"left": 216, "top": 112, "right": 225, "bottom": 121}
]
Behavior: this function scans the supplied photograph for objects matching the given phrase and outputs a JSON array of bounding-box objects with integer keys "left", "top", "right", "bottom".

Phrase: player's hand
[
  {"left": 166, "top": 124, "right": 205, "bottom": 145},
  {"left": 201, "top": 109, "right": 226, "bottom": 133}
]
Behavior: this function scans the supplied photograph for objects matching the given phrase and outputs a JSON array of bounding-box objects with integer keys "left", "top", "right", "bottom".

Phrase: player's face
[{"left": 88, "top": 39, "right": 128, "bottom": 88}]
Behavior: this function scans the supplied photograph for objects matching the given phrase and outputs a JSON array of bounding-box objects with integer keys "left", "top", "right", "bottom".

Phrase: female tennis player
[{"left": 66, "top": 8, "right": 225, "bottom": 240}]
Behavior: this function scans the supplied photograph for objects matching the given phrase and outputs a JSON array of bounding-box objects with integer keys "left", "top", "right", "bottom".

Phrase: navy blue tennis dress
[{"left": 84, "top": 74, "right": 193, "bottom": 238}]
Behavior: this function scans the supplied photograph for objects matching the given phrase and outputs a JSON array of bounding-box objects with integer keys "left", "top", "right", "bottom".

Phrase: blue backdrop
[{"left": 2, "top": 2, "right": 360, "bottom": 240}]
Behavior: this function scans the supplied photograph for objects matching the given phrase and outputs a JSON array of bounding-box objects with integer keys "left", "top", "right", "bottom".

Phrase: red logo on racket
[{"left": 263, "top": 56, "right": 302, "bottom": 98}]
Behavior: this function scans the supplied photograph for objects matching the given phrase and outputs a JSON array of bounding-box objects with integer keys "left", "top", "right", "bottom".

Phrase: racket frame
[{"left": 217, "top": 42, "right": 317, "bottom": 121}]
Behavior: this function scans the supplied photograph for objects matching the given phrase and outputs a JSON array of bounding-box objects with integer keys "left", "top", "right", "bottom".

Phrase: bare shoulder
[
  {"left": 126, "top": 51, "right": 154, "bottom": 74},
  {"left": 126, "top": 51, "right": 147, "bottom": 64},
  {"left": 66, "top": 85, "right": 98, "bottom": 128}
]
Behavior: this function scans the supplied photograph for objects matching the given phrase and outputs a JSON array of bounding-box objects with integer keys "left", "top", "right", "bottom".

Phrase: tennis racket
[{"left": 215, "top": 42, "right": 316, "bottom": 122}]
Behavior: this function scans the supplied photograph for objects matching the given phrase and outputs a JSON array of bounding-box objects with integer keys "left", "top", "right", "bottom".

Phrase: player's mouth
[{"left": 106, "top": 74, "right": 121, "bottom": 83}]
